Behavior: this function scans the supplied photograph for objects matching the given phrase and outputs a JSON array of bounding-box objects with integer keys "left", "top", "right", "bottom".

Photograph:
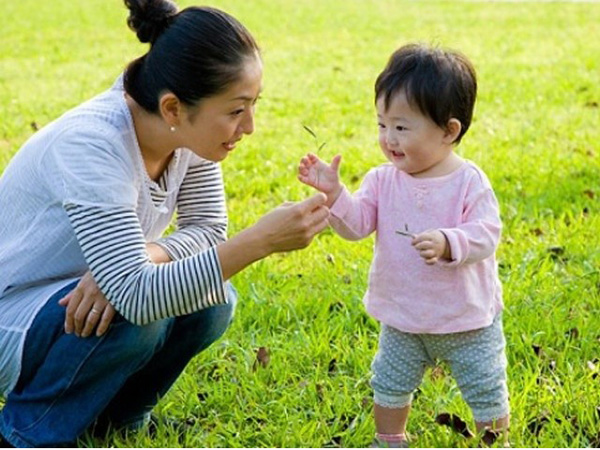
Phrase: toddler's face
[{"left": 376, "top": 90, "right": 453, "bottom": 178}]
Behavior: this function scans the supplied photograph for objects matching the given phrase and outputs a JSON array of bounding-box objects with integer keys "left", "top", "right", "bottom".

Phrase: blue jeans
[{"left": 0, "top": 281, "right": 237, "bottom": 447}]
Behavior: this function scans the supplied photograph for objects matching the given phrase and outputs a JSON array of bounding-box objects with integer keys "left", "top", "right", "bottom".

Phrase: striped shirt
[{"left": 0, "top": 76, "right": 228, "bottom": 395}]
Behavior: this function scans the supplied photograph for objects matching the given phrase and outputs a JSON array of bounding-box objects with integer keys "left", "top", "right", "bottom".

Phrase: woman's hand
[
  {"left": 58, "top": 271, "right": 116, "bottom": 338},
  {"left": 254, "top": 192, "right": 331, "bottom": 254},
  {"left": 298, "top": 153, "right": 343, "bottom": 206},
  {"left": 411, "top": 230, "right": 452, "bottom": 265},
  {"left": 217, "top": 193, "right": 331, "bottom": 281}
]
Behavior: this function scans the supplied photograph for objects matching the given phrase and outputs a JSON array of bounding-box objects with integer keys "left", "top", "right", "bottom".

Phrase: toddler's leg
[
  {"left": 370, "top": 325, "right": 431, "bottom": 447},
  {"left": 373, "top": 404, "right": 410, "bottom": 447},
  {"left": 444, "top": 314, "right": 510, "bottom": 446}
]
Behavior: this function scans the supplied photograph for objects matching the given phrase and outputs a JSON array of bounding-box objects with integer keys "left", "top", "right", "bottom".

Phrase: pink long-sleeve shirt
[{"left": 329, "top": 160, "right": 503, "bottom": 334}]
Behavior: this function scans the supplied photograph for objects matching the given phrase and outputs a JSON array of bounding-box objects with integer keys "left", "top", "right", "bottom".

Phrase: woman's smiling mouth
[{"left": 223, "top": 140, "right": 240, "bottom": 151}]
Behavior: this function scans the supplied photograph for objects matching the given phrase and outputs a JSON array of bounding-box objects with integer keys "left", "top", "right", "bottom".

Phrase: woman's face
[{"left": 179, "top": 55, "right": 263, "bottom": 162}]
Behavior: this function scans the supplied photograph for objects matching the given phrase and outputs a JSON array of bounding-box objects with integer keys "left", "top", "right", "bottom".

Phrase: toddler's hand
[
  {"left": 298, "top": 153, "right": 343, "bottom": 205},
  {"left": 411, "top": 230, "right": 451, "bottom": 265}
]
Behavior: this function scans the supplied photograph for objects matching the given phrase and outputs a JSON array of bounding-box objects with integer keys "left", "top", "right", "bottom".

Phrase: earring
[{"left": 170, "top": 126, "right": 176, "bottom": 132}]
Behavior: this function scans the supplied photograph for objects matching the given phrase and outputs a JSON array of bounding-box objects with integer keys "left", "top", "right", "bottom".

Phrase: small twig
[
  {"left": 396, "top": 223, "right": 415, "bottom": 238},
  {"left": 302, "top": 124, "right": 317, "bottom": 139}
]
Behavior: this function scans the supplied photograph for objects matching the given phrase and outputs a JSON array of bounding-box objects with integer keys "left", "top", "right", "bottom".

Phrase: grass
[{"left": 1, "top": 0, "right": 599, "bottom": 447}]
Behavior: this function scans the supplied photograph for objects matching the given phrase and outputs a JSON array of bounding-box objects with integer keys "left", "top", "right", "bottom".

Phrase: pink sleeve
[
  {"left": 328, "top": 171, "right": 379, "bottom": 241},
  {"left": 439, "top": 187, "right": 501, "bottom": 266}
]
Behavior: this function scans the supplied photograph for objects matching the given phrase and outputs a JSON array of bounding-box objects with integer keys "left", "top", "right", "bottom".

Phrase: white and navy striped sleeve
[
  {"left": 65, "top": 203, "right": 227, "bottom": 325},
  {"left": 155, "top": 160, "right": 228, "bottom": 260}
]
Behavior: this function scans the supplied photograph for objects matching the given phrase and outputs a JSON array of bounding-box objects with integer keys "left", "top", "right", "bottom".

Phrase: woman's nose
[{"left": 241, "top": 109, "right": 255, "bottom": 135}]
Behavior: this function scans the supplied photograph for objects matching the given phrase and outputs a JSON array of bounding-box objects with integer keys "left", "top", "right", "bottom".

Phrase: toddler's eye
[
  {"left": 396, "top": 126, "right": 407, "bottom": 131},
  {"left": 378, "top": 123, "right": 386, "bottom": 129}
]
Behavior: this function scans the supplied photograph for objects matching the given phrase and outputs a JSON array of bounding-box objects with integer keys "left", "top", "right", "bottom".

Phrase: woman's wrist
[
  {"left": 237, "top": 225, "right": 273, "bottom": 259},
  {"left": 216, "top": 226, "right": 271, "bottom": 281}
]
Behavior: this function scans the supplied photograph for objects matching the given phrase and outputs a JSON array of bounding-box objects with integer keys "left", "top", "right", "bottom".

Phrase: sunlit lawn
[{"left": 1, "top": 0, "right": 599, "bottom": 447}]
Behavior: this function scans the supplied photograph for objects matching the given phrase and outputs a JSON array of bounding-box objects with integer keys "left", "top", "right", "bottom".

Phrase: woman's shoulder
[{"left": 60, "top": 85, "right": 129, "bottom": 139}]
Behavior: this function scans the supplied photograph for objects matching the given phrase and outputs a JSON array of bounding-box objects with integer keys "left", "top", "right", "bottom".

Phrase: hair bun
[{"left": 124, "top": 0, "right": 178, "bottom": 44}]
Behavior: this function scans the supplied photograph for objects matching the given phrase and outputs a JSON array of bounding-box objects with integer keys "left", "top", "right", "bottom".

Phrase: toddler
[{"left": 298, "top": 43, "right": 509, "bottom": 447}]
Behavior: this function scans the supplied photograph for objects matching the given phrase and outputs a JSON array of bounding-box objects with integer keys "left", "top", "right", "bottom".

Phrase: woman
[{"left": 0, "top": 0, "right": 329, "bottom": 447}]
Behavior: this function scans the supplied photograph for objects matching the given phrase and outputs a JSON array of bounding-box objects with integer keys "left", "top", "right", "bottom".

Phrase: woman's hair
[
  {"left": 123, "top": 0, "right": 260, "bottom": 113},
  {"left": 375, "top": 43, "right": 477, "bottom": 144}
]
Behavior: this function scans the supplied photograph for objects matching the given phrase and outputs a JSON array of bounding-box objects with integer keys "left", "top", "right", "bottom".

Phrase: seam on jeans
[
  {"left": 0, "top": 415, "right": 31, "bottom": 448},
  {"left": 18, "top": 333, "right": 108, "bottom": 434}
]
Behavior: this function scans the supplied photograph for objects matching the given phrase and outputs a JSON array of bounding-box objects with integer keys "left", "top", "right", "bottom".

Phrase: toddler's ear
[{"left": 444, "top": 118, "right": 462, "bottom": 144}]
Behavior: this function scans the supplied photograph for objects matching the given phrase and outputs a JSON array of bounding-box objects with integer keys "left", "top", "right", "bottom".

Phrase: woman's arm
[
  {"left": 61, "top": 242, "right": 172, "bottom": 337},
  {"left": 64, "top": 193, "right": 328, "bottom": 326},
  {"left": 155, "top": 160, "right": 228, "bottom": 259},
  {"left": 217, "top": 194, "right": 329, "bottom": 279}
]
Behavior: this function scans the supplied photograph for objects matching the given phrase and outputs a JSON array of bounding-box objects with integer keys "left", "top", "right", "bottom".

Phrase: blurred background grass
[{"left": 1, "top": 0, "right": 599, "bottom": 447}]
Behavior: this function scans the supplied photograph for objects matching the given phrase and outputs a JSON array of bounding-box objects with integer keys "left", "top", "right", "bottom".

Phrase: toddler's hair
[{"left": 375, "top": 43, "right": 477, "bottom": 144}]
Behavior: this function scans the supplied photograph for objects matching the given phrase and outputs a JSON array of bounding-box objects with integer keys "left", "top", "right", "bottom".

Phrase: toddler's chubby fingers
[
  {"left": 412, "top": 230, "right": 434, "bottom": 243},
  {"left": 299, "top": 154, "right": 312, "bottom": 166},
  {"left": 413, "top": 239, "right": 433, "bottom": 251},
  {"left": 419, "top": 248, "right": 436, "bottom": 260},
  {"left": 306, "top": 152, "right": 319, "bottom": 162}
]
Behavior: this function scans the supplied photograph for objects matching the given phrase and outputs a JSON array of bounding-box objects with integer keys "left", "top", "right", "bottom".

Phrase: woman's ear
[
  {"left": 158, "top": 92, "right": 182, "bottom": 128},
  {"left": 443, "top": 118, "right": 462, "bottom": 144}
]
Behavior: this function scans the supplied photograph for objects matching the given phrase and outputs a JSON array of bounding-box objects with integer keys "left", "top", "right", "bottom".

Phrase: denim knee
[
  {"left": 111, "top": 317, "right": 172, "bottom": 362},
  {"left": 208, "top": 283, "right": 237, "bottom": 336},
  {"left": 191, "top": 283, "right": 236, "bottom": 338}
]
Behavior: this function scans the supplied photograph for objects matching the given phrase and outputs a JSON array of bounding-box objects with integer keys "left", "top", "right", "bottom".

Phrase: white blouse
[{"left": 0, "top": 77, "right": 228, "bottom": 396}]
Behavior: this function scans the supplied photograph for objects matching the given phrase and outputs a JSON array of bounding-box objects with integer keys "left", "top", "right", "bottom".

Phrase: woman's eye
[{"left": 231, "top": 108, "right": 244, "bottom": 116}]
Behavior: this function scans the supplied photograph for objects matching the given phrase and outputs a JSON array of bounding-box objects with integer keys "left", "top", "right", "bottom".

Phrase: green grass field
[{"left": 1, "top": 0, "right": 599, "bottom": 447}]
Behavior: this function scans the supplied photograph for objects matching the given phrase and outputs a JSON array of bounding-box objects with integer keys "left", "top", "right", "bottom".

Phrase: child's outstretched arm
[{"left": 298, "top": 153, "right": 343, "bottom": 207}]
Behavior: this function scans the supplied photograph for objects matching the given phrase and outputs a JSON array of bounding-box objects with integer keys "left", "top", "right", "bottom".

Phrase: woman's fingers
[
  {"left": 80, "top": 303, "right": 104, "bottom": 338},
  {"left": 307, "top": 204, "right": 330, "bottom": 228},
  {"left": 57, "top": 291, "right": 72, "bottom": 307},
  {"left": 260, "top": 194, "right": 329, "bottom": 252},
  {"left": 96, "top": 304, "right": 116, "bottom": 337},
  {"left": 73, "top": 294, "right": 97, "bottom": 337},
  {"left": 298, "top": 192, "right": 327, "bottom": 214},
  {"left": 62, "top": 272, "right": 116, "bottom": 338},
  {"left": 64, "top": 287, "right": 84, "bottom": 334}
]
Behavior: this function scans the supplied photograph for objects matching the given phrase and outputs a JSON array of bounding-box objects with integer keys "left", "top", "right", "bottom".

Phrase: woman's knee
[
  {"left": 174, "top": 283, "right": 237, "bottom": 349},
  {"left": 200, "top": 283, "right": 237, "bottom": 338},
  {"left": 108, "top": 316, "right": 173, "bottom": 360}
]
